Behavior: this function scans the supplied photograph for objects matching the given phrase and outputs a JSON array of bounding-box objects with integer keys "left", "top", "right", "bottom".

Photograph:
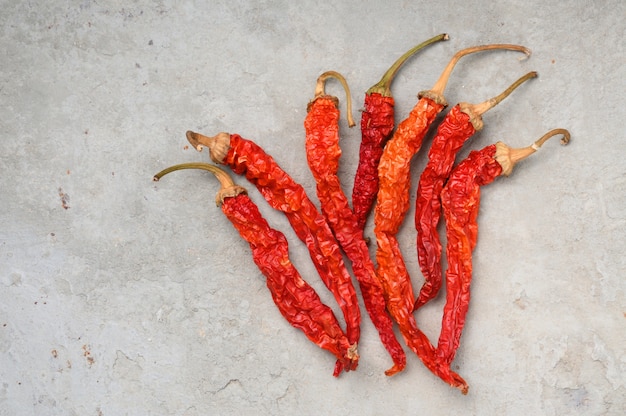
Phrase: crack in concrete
[{"left": 213, "top": 378, "right": 242, "bottom": 394}]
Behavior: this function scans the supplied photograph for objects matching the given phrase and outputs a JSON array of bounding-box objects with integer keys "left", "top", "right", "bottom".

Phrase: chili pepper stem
[
  {"left": 312, "top": 71, "right": 355, "bottom": 127},
  {"left": 425, "top": 44, "right": 531, "bottom": 99},
  {"left": 186, "top": 131, "right": 231, "bottom": 163},
  {"left": 494, "top": 128, "right": 570, "bottom": 176},
  {"left": 470, "top": 71, "right": 538, "bottom": 116},
  {"left": 153, "top": 162, "right": 247, "bottom": 206},
  {"left": 367, "top": 33, "right": 449, "bottom": 97}
]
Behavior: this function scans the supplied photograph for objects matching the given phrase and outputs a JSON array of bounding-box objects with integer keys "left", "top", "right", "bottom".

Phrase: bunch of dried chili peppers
[{"left": 153, "top": 33, "right": 570, "bottom": 394}]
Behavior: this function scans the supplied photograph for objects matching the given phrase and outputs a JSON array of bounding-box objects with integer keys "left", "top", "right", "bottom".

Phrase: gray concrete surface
[{"left": 1, "top": 0, "right": 624, "bottom": 415}]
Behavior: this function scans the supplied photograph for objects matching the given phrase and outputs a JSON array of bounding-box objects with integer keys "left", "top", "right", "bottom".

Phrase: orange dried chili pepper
[
  {"left": 352, "top": 33, "right": 448, "bottom": 230},
  {"left": 414, "top": 71, "right": 538, "bottom": 311},
  {"left": 437, "top": 129, "right": 570, "bottom": 375},
  {"left": 304, "top": 71, "right": 406, "bottom": 376},
  {"left": 153, "top": 163, "right": 358, "bottom": 376},
  {"left": 186, "top": 130, "right": 361, "bottom": 370},
  {"left": 373, "top": 43, "right": 529, "bottom": 394}
]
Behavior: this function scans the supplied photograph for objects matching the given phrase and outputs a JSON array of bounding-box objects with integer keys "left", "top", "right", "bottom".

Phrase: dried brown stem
[
  {"left": 471, "top": 71, "right": 538, "bottom": 116},
  {"left": 313, "top": 71, "right": 355, "bottom": 127},
  {"left": 186, "top": 131, "right": 231, "bottom": 164},
  {"left": 153, "top": 162, "right": 246, "bottom": 206},
  {"left": 460, "top": 71, "right": 538, "bottom": 130},
  {"left": 420, "top": 44, "right": 531, "bottom": 104},
  {"left": 494, "top": 129, "right": 570, "bottom": 176}
]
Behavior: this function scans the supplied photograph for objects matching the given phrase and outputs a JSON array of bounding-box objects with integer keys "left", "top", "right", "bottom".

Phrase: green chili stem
[
  {"left": 314, "top": 70, "right": 355, "bottom": 127},
  {"left": 471, "top": 71, "right": 538, "bottom": 116},
  {"left": 367, "top": 33, "right": 449, "bottom": 97}
]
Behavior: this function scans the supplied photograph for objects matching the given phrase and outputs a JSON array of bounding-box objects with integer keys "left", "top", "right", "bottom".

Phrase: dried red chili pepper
[
  {"left": 186, "top": 130, "right": 362, "bottom": 357},
  {"left": 373, "top": 44, "right": 529, "bottom": 394},
  {"left": 375, "top": 44, "right": 530, "bottom": 242},
  {"left": 153, "top": 162, "right": 359, "bottom": 376},
  {"left": 413, "top": 70, "right": 538, "bottom": 311},
  {"left": 304, "top": 71, "right": 406, "bottom": 375},
  {"left": 437, "top": 129, "right": 570, "bottom": 372},
  {"left": 352, "top": 33, "right": 448, "bottom": 230}
]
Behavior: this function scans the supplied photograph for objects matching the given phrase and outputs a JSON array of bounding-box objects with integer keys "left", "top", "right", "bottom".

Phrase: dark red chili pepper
[
  {"left": 304, "top": 71, "right": 406, "bottom": 375},
  {"left": 186, "top": 131, "right": 362, "bottom": 358},
  {"left": 437, "top": 129, "right": 570, "bottom": 372},
  {"left": 352, "top": 33, "right": 448, "bottom": 230},
  {"left": 413, "top": 71, "right": 538, "bottom": 311},
  {"left": 153, "top": 162, "right": 359, "bottom": 376},
  {"left": 373, "top": 44, "right": 529, "bottom": 394}
]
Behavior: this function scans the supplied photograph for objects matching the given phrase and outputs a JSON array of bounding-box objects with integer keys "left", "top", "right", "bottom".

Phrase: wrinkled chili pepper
[
  {"left": 153, "top": 162, "right": 359, "bottom": 376},
  {"left": 373, "top": 44, "right": 529, "bottom": 394},
  {"left": 186, "top": 130, "right": 361, "bottom": 361},
  {"left": 437, "top": 129, "right": 570, "bottom": 373},
  {"left": 352, "top": 33, "right": 448, "bottom": 230},
  {"left": 374, "top": 44, "right": 530, "bottom": 242},
  {"left": 304, "top": 71, "right": 406, "bottom": 375},
  {"left": 413, "top": 70, "right": 538, "bottom": 311}
]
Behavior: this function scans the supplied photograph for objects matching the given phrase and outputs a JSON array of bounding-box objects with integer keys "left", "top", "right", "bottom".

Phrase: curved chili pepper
[
  {"left": 153, "top": 162, "right": 359, "bottom": 376},
  {"left": 352, "top": 33, "right": 449, "bottom": 230},
  {"left": 373, "top": 44, "right": 529, "bottom": 394},
  {"left": 304, "top": 71, "right": 406, "bottom": 376},
  {"left": 186, "top": 130, "right": 361, "bottom": 361},
  {"left": 437, "top": 129, "right": 570, "bottom": 372},
  {"left": 413, "top": 71, "right": 538, "bottom": 311}
]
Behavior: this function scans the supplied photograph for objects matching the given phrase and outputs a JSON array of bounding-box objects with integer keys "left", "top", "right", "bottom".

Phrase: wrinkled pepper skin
[
  {"left": 305, "top": 95, "right": 406, "bottom": 376},
  {"left": 437, "top": 128, "right": 570, "bottom": 377},
  {"left": 438, "top": 144, "right": 502, "bottom": 367},
  {"left": 374, "top": 96, "right": 468, "bottom": 393},
  {"left": 414, "top": 105, "right": 476, "bottom": 310},
  {"left": 153, "top": 162, "right": 358, "bottom": 376},
  {"left": 223, "top": 193, "right": 359, "bottom": 376},
  {"left": 224, "top": 134, "right": 362, "bottom": 352},
  {"left": 375, "top": 96, "right": 445, "bottom": 236},
  {"left": 352, "top": 33, "right": 449, "bottom": 230},
  {"left": 376, "top": 230, "right": 468, "bottom": 393},
  {"left": 352, "top": 93, "right": 395, "bottom": 230},
  {"left": 414, "top": 70, "right": 538, "bottom": 311}
]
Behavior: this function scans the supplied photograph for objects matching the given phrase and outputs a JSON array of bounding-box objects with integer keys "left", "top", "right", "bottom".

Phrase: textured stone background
[{"left": 1, "top": 0, "right": 624, "bottom": 415}]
